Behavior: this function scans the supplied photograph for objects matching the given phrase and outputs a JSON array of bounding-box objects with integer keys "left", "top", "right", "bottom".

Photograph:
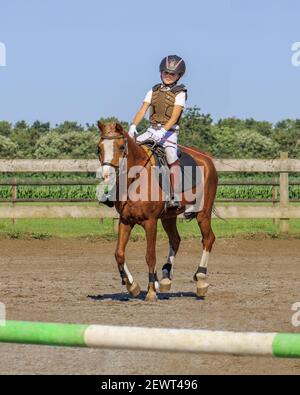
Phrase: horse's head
[{"left": 97, "top": 122, "right": 128, "bottom": 180}]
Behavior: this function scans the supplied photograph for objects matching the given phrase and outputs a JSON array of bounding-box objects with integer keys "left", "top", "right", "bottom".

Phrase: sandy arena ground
[{"left": 0, "top": 237, "right": 299, "bottom": 375}]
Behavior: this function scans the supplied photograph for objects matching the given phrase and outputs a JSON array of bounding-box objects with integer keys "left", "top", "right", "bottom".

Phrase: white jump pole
[{"left": 0, "top": 321, "right": 299, "bottom": 358}]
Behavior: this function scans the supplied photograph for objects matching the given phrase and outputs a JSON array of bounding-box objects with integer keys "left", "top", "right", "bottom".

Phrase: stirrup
[
  {"left": 183, "top": 205, "right": 197, "bottom": 220},
  {"left": 183, "top": 211, "right": 196, "bottom": 220},
  {"left": 99, "top": 194, "right": 114, "bottom": 208},
  {"left": 166, "top": 198, "right": 181, "bottom": 209}
]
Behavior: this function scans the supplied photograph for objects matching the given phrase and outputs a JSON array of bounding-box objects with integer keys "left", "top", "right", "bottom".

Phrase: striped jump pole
[{"left": 0, "top": 321, "right": 300, "bottom": 358}]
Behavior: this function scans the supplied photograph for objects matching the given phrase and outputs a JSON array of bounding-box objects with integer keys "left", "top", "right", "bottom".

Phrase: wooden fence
[{"left": 0, "top": 152, "right": 299, "bottom": 233}]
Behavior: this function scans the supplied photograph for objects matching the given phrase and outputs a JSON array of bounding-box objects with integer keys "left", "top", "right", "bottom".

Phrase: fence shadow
[{"left": 88, "top": 291, "right": 204, "bottom": 302}]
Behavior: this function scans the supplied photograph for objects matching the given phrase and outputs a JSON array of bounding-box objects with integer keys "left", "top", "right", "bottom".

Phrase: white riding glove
[
  {"left": 157, "top": 127, "right": 167, "bottom": 145},
  {"left": 128, "top": 124, "right": 137, "bottom": 138}
]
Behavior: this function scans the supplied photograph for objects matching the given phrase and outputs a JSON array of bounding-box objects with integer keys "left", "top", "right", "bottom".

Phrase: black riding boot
[{"left": 166, "top": 160, "right": 181, "bottom": 209}]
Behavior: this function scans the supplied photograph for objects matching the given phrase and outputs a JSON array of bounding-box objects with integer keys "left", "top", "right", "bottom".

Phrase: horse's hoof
[
  {"left": 159, "top": 278, "right": 172, "bottom": 292},
  {"left": 196, "top": 280, "right": 209, "bottom": 297},
  {"left": 126, "top": 281, "right": 141, "bottom": 298},
  {"left": 145, "top": 291, "right": 157, "bottom": 302}
]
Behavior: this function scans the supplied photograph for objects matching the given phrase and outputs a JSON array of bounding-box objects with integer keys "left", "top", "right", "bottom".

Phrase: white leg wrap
[
  {"left": 163, "top": 245, "right": 176, "bottom": 279},
  {"left": 199, "top": 250, "right": 210, "bottom": 270},
  {"left": 124, "top": 263, "right": 134, "bottom": 285},
  {"left": 167, "top": 246, "right": 176, "bottom": 265},
  {"left": 194, "top": 250, "right": 210, "bottom": 281},
  {"left": 154, "top": 281, "right": 160, "bottom": 292},
  {"left": 154, "top": 265, "right": 160, "bottom": 291}
]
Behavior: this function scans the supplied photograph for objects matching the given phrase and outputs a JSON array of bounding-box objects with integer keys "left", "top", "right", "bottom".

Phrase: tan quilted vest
[{"left": 149, "top": 84, "right": 186, "bottom": 126}]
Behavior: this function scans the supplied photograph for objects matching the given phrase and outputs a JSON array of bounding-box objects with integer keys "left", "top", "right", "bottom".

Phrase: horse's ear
[
  {"left": 97, "top": 121, "right": 105, "bottom": 134},
  {"left": 115, "top": 123, "right": 124, "bottom": 135}
]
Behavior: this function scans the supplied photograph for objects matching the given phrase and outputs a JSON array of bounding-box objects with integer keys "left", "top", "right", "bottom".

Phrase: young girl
[{"left": 128, "top": 55, "right": 187, "bottom": 208}]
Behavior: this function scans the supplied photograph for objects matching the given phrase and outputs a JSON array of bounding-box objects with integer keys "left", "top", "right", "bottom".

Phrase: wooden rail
[{"left": 0, "top": 157, "right": 300, "bottom": 172}]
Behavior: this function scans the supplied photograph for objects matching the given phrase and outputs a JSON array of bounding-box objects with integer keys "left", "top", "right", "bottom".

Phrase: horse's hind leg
[
  {"left": 160, "top": 217, "right": 181, "bottom": 292},
  {"left": 194, "top": 211, "right": 215, "bottom": 297},
  {"left": 115, "top": 220, "right": 140, "bottom": 297}
]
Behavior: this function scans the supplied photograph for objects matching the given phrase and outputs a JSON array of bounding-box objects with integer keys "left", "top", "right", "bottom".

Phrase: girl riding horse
[
  {"left": 129, "top": 55, "right": 187, "bottom": 209},
  {"left": 97, "top": 55, "right": 218, "bottom": 301}
]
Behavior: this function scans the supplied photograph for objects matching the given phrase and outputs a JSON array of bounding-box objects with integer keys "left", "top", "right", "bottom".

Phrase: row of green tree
[{"left": 1, "top": 108, "right": 300, "bottom": 158}]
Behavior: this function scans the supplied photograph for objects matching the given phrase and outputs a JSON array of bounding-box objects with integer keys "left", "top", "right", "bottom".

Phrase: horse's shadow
[{"left": 88, "top": 291, "right": 204, "bottom": 302}]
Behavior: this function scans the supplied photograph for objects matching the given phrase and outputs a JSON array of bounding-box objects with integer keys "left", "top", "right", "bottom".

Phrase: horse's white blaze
[
  {"left": 124, "top": 263, "right": 134, "bottom": 284},
  {"left": 102, "top": 140, "right": 114, "bottom": 178}
]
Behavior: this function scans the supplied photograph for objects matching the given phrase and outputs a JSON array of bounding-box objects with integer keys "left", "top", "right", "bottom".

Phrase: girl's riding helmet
[{"left": 159, "top": 55, "right": 186, "bottom": 77}]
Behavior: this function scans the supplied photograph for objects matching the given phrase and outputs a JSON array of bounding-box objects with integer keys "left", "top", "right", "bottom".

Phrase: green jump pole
[
  {"left": 0, "top": 321, "right": 88, "bottom": 347},
  {"left": 0, "top": 320, "right": 300, "bottom": 359}
]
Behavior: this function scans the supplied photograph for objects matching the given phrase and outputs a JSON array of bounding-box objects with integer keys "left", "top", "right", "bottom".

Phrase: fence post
[
  {"left": 279, "top": 152, "right": 289, "bottom": 234},
  {"left": 272, "top": 176, "right": 278, "bottom": 226},
  {"left": 12, "top": 177, "right": 17, "bottom": 225}
]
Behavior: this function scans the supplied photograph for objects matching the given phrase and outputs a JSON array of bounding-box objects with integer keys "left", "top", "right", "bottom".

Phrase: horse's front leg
[
  {"left": 115, "top": 220, "right": 140, "bottom": 297},
  {"left": 194, "top": 212, "right": 215, "bottom": 297},
  {"left": 144, "top": 218, "right": 159, "bottom": 302}
]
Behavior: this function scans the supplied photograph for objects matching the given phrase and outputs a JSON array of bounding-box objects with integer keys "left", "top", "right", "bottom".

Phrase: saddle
[{"left": 138, "top": 139, "right": 199, "bottom": 193}]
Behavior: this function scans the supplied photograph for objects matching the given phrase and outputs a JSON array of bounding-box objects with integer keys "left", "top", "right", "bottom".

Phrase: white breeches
[{"left": 136, "top": 126, "right": 178, "bottom": 165}]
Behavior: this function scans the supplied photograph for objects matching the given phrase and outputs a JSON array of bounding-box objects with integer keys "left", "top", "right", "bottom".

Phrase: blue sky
[{"left": 0, "top": 0, "right": 299, "bottom": 125}]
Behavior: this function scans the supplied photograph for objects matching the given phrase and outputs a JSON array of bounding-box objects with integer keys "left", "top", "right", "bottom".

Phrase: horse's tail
[{"left": 212, "top": 205, "right": 227, "bottom": 222}]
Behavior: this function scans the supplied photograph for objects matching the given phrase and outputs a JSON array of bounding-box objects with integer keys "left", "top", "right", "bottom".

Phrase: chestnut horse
[{"left": 97, "top": 122, "right": 218, "bottom": 301}]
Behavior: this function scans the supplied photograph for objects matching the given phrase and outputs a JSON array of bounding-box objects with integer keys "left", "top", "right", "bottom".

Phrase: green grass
[
  {"left": 0, "top": 202, "right": 299, "bottom": 240},
  {"left": 1, "top": 216, "right": 300, "bottom": 240}
]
